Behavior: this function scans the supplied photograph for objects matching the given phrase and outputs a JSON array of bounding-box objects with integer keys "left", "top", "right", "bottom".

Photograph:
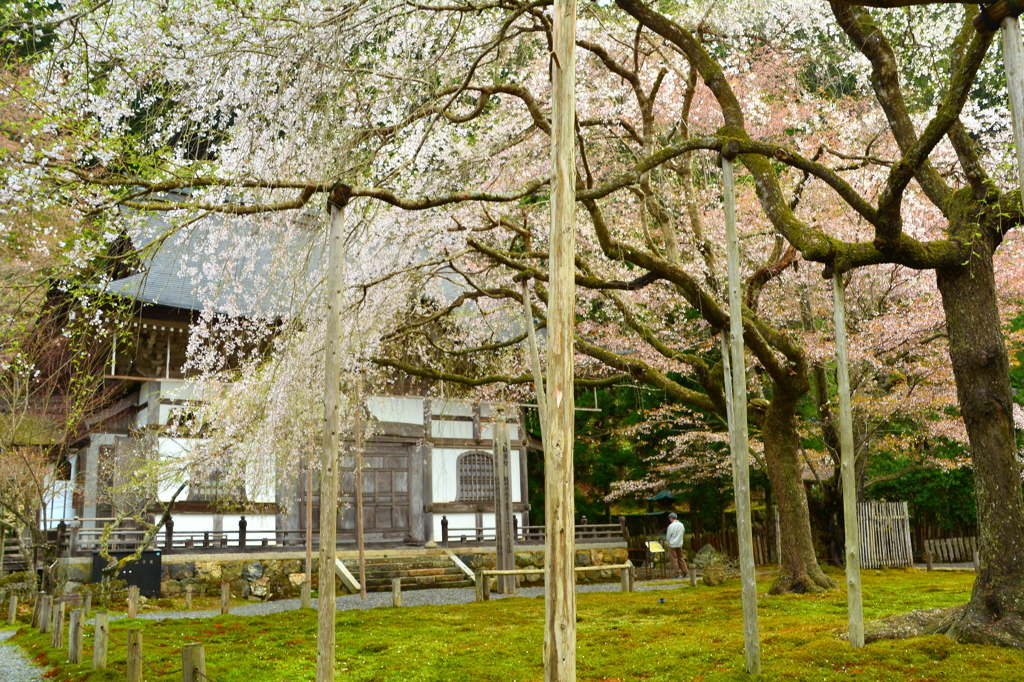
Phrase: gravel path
[
  {"left": 0, "top": 630, "right": 43, "bottom": 682},
  {"left": 111, "top": 580, "right": 691, "bottom": 622}
]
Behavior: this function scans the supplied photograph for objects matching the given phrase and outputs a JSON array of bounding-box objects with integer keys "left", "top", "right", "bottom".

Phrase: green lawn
[{"left": 8, "top": 567, "right": 1024, "bottom": 681}]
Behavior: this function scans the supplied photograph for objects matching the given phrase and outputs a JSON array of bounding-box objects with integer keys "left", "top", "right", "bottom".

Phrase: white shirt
[{"left": 666, "top": 519, "right": 685, "bottom": 548}]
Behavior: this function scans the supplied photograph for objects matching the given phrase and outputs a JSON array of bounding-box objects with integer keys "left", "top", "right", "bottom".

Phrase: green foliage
[{"left": 867, "top": 453, "right": 977, "bottom": 533}]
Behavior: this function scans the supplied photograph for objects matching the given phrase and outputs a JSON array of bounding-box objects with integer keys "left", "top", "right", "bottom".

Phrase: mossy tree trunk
[
  {"left": 936, "top": 220, "right": 1024, "bottom": 647},
  {"left": 762, "top": 389, "right": 835, "bottom": 594}
]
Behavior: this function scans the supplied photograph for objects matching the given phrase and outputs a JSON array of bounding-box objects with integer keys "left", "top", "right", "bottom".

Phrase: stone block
[
  {"left": 589, "top": 549, "right": 605, "bottom": 565},
  {"left": 288, "top": 572, "right": 307, "bottom": 587},
  {"left": 161, "top": 580, "right": 182, "bottom": 596},
  {"left": 702, "top": 560, "right": 726, "bottom": 586},
  {"left": 167, "top": 562, "right": 195, "bottom": 581},
  {"left": 62, "top": 562, "right": 91, "bottom": 584},
  {"left": 221, "top": 561, "right": 244, "bottom": 582},
  {"left": 515, "top": 552, "right": 534, "bottom": 568},
  {"left": 575, "top": 551, "right": 592, "bottom": 567},
  {"left": 610, "top": 548, "right": 629, "bottom": 564},
  {"left": 249, "top": 577, "right": 269, "bottom": 598},
  {"left": 408, "top": 568, "right": 444, "bottom": 577},
  {"left": 194, "top": 561, "right": 222, "bottom": 581},
  {"left": 243, "top": 562, "right": 264, "bottom": 579},
  {"left": 525, "top": 572, "right": 543, "bottom": 584}
]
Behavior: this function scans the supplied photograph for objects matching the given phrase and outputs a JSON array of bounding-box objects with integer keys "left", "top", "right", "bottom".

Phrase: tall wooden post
[
  {"left": 182, "top": 643, "right": 207, "bottom": 682},
  {"left": 833, "top": 272, "right": 865, "bottom": 648},
  {"left": 1002, "top": 17, "right": 1024, "bottom": 193},
  {"left": 318, "top": 185, "right": 349, "bottom": 682},
  {"left": 546, "top": 0, "right": 578, "bottom": 676},
  {"left": 355, "top": 378, "right": 367, "bottom": 601},
  {"left": 494, "top": 410, "right": 516, "bottom": 594},
  {"left": 68, "top": 608, "right": 84, "bottom": 663},
  {"left": 722, "top": 149, "right": 761, "bottom": 675}
]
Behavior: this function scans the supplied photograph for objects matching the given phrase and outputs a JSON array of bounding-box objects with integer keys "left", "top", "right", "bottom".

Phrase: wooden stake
[
  {"left": 722, "top": 153, "right": 761, "bottom": 675},
  {"left": 7, "top": 594, "right": 16, "bottom": 625},
  {"left": 127, "top": 629, "right": 142, "bottom": 682},
  {"left": 391, "top": 578, "right": 402, "bottom": 607},
  {"left": 185, "top": 586, "right": 192, "bottom": 610},
  {"left": 84, "top": 591, "right": 92, "bottom": 618},
  {"left": 833, "top": 272, "right": 865, "bottom": 648},
  {"left": 92, "top": 611, "right": 109, "bottom": 670},
  {"left": 301, "top": 580, "right": 312, "bottom": 609},
  {"left": 182, "top": 643, "right": 207, "bottom": 682},
  {"left": 38, "top": 594, "right": 51, "bottom": 634},
  {"left": 220, "top": 582, "right": 230, "bottom": 615},
  {"left": 30, "top": 592, "right": 41, "bottom": 628},
  {"left": 128, "top": 585, "right": 138, "bottom": 619},
  {"left": 355, "top": 377, "right": 367, "bottom": 601},
  {"left": 51, "top": 601, "right": 65, "bottom": 649},
  {"left": 68, "top": 608, "right": 84, "bottom": 664},
  {"left": 546, "top": 0, "right": 578, "bottom": 676},
  {"left": 318, "top": 191, "right": 348, "bottom": 682}
]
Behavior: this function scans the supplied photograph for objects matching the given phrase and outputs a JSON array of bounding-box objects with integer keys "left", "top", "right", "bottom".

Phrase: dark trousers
[{"left": 668, "top": 546, "right": 688, "bottom": 576}]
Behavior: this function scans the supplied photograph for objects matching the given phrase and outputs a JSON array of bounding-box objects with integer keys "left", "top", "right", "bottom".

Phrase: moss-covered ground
[{"left": 7, "top": 567, "right": 1024, "bottom": 681}]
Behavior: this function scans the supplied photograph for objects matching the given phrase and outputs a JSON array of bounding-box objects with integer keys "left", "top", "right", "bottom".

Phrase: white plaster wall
[
  {"left": 432, "top": 400, "right": 474, "bottom": 417},
  {"left": 169, "top": 513, "right": 277, "bottom": 542},
  {"left": 434, "top": 512, "right": 492, "bottom": 541},
  {"left": 432, "top": 420, "right": 473, "bottom": 440},
  {"left": 481, "top": 423, "right": 519, "bottom": 441},
  {"left": 431, "top": 447, "right": 522, "bottom": 504},
  {"left": 366, "top": 396, "right": 423, "bottom": 425},
  {"left": 156, "top": 437, "right": 201, "bottom": 502}
]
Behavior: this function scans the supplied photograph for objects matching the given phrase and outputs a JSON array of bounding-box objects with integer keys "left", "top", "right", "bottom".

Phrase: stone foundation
[{"left": 55, "top": 542, "right": 628, "bottom": 599}]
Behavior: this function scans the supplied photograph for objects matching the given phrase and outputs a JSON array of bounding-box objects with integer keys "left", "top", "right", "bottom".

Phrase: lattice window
[{"left": 457, "top": 452, "right": 494, "bottom": 501}]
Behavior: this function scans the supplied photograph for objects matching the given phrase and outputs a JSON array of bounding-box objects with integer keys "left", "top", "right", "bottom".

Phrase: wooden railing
[{"left": 440, "top": 514, "right": 628, "bottom": 548}]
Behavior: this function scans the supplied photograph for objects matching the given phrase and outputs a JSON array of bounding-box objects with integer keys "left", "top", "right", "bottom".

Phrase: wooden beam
[
  {"left": 546, "top": 0, "right": 578, "bottom": 676},
  {"left": 833, "top": 272, "right": 865, "bottom": 647},
  {"left": 722, "top": 153, "right": 761, "bottom": 676},
  {"left": 494, "top": 410, "right": 516, "bottom": 594},
  {"left": 317, "top": 191, "right": 347, "bottom": 682}
]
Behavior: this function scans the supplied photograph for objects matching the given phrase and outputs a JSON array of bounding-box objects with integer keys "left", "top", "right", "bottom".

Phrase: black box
[{"left": 91, "top": 550, "right": 162, "bottom": 597}]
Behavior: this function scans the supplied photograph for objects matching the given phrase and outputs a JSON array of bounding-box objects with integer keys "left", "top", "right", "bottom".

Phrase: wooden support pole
[
  {"left": 301, "top": 580, "right": 312, "bottom": 610},
  {"left": 546, "top": 0, "right": 578, "bottom": 676},
  {"left": 318, "top": 187, "right": 348, "bottom": 682},
  {"left": 475, "top": 571, "right": 485, "bottom": 602},
  {"left": 128, "top": 585, "right": 138, "bottom": 619},
  {"left": 392, "top": 578, "right": 402, "bottom": 607},
  {"left": 51, "top": 601, "right": 65, "bottom": 649},
  {"left": 185, "top": 586, "right": 192, "bottom": 610},
  {"left": 38, "top": 594, "right": 51, "bottom": 633},
  {"left": 833, "top": 272, "right": 865, "bottom": 648},
  {"left": 92, "top": 611, "right": 109, "bottom": 670},
  {"left": 722, "top": 151, "right": 761, "bottom": 676},
  {"left": 355, "top": 378, "right": 367, "bottom": 601},
  {"left": 182, "top": 643, "right": 207, "bottom": 682},
  {"left": 127, "top": 629, "right": 143, "bottom": 682},
  {"left": 521, "top": 279, "right": 548, "bottom": 441},
  {"left": 620, "top": 568, "right": 629, "bottom": 592},
  {"left": 84, "top": 591, "right": 92, "bottom": 618},
  {"left": 494, "top": 410, "right": 516, "bottom": 595},
  {"left": 1002, "top": 17, "right": 1024, "bottom": 195},
  {"left": 220, "top": 582, "right": 230, "bottom": 615},
  {"left": 7, "top": 594, "right": 16, "bottom": 625},
  {"left": 68, "top": 608, "right": 84, "bottom": 664},
  {"left": 689, "top": 568, "right": 697, "bottom": 589}
]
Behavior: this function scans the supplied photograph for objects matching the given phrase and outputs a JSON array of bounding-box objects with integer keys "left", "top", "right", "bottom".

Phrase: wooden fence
[
  {"left": 441, "top": 515, "right": 626, "bottom": 548},
  {"left": 857, "top": 500, "right": 913, "bottom": 569},
  {"left": 925, "top": 536, "right": 978, "bottom": 563},
  {"left": 690, "top": 528, "right": 774, "bottom": 566}
]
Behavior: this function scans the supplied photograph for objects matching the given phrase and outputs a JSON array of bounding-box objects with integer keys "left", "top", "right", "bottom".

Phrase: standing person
[{"left": 666, "top": 512, "right": 689, "bottom": 579}]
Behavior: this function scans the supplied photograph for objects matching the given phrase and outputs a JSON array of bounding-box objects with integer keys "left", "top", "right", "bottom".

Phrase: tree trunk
[
  {"left": 936, "top": 241, "right": 1024, "bottom": 647},
  {"left": 762, "top": 390, "right": 835, "bottom": 594}
]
